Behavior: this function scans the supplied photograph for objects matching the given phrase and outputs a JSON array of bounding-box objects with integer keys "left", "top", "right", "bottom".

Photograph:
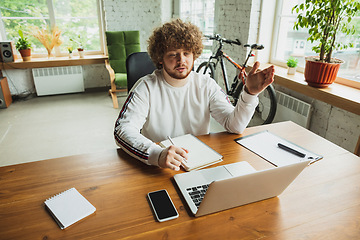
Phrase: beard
[{"left": 163, "top": 62, "right": 194, "bottom": 80}]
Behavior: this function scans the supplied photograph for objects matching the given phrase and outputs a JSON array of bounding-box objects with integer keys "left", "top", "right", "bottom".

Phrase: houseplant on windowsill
[
  {"left": 287, "top": 57, "right": 298, "bottom": 75},
  {"left": 67, "top": 46, "right": 73, "bottom": 58},
  {"left": 15, "top": 29, "right": 32, "bottom": 61},
  {"left": 292, "top": 0, "right": 360, "bottom": 88},
  {"left": 70, "top": 35, "right": 85, "bottom": 58},
  {"left": 32, "top": 26, "right": 62, "bottom": 59},
  {"left": 77, "top": 47, "right": 84, "bottom": 58}
]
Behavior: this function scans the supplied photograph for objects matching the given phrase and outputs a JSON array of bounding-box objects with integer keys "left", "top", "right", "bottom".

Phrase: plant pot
[
  {"left": 78, "top": 48, "right": 84, "bottom": 58},
  {"left": 304, "top": 56, "right": 344, "bottom": 88},
  {"left": 69, "top": 52, "right": 73, "bottom": 58},
  {"left": 287, "top": 67, "right": 296, "bottom": 75},
  {"left": 19, "top": 49, "right": 31, "bottom": 61}
]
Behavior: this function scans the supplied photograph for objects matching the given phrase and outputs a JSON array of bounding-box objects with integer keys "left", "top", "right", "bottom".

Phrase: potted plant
[
  {"left": 32, "top": 26, "right": 62, "bottom": 59},
  {"left": 15, "top": 29, "right": 32, "bottom": 61},
  {"left": 67, "top": 46, "right": 73, "bottom": 58},
  {"left": 292, "top": 0, "right": 360, "bottom": 87},
  {"left": 77, "top": 47, "right": 84, "bottom": 58},
  {"left": 286, "top": 57, "right": 298, "bottom": 75},
  {"left": 70, "top": 35, "right": 84, "bottom": 58}
]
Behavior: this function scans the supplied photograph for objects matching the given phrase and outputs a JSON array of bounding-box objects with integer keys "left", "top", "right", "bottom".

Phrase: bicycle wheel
[
  {"left": 234, "top": 81, "right": 277, "bottom": 126},
  {"left": 196, "top": 62, "right": 215, "bottom": 79}
]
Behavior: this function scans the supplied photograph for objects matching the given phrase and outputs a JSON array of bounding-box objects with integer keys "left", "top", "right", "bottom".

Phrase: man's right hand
[{"left": 158, "top": 145, "right": 189, "bottom": 171}]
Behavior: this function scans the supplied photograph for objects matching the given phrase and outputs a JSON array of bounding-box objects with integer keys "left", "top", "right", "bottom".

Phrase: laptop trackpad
[
  {"left": 200, "top": 166, "right": 232, "bottom": 183},
  {"left": 224, "top": 161, "right": 257, "bottom": 177}
]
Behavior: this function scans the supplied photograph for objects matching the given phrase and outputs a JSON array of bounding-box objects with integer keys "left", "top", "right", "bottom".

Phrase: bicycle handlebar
[
  {"left": 204, "top": 34, "right": 264, "bottom": 50},
  {"left": 244, "top": 43, "right": 264, "bottom": 50},
  {"left": 204, "top": 34, "right": 241, "bottom": 46}
]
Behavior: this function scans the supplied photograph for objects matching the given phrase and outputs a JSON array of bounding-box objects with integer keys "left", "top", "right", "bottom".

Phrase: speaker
[
  {"left": 0, "top": 41, "right": 15, "bottom": 62},
  {"left": 0, "top": 77, "right": 12, "bottom": 108}
]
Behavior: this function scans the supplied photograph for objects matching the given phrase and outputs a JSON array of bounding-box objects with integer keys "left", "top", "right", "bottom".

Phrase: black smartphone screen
[{"left": 148, "top": 190, "right": 178, "bottom": 221}]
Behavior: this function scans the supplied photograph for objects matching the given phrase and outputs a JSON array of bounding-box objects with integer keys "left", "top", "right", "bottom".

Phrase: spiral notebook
[{"left": 44, "top": 188, "right": 96, "bottom": 229}]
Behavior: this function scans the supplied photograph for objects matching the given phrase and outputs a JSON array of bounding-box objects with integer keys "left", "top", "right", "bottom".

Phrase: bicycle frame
[
  {"left": 206, "top": 43, "right": 254, "bottom": 95},
  {"left": 197, "top": 34, "right": 276, "bottom": 125}
]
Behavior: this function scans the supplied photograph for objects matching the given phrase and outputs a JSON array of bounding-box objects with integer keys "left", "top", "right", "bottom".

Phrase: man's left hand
[{"left": 241, "top": 61, "right": 275, "bottom": 95}]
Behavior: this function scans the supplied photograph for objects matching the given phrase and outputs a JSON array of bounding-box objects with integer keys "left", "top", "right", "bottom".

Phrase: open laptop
[{"left": 173, "top": 160, "right": 310, "bottom": 217}]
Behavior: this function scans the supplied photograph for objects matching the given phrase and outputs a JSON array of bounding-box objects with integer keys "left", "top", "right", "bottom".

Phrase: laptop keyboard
[{"left": 186, "top": 184, "right": 210, "bottom": 208}]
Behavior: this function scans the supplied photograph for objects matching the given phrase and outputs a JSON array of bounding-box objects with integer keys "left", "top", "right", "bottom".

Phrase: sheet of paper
[{"left": 235, "top": 130, "right": 322, "bottom": 167}]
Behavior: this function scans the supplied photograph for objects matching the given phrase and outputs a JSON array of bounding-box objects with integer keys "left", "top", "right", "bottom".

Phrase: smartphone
[{"left": 147, "top": 189, "right": 179, "bottom": 222}]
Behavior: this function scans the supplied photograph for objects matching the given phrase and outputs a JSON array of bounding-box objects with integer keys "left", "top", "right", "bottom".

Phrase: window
[
  {"left": 0, "top": 0, "right": 104, "bottom": 57},
  {"left": 179, "top": 0, "right": 215, "bottom": 68},
  {"left": 271, "top": 0, "right": 360, "bottom": 84}
]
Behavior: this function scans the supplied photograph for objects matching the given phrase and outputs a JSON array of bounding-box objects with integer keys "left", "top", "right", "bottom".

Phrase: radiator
[
  {"left": 32, "top": 66, "right": 84, "bottom": 96},
  {"left": 260, "top": 90, "right": 312, "bottom": 129}
]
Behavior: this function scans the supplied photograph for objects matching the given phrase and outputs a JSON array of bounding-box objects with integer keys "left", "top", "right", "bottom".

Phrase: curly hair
[{"left": 147, "top": 19, "right": 204, "bottom": 69}]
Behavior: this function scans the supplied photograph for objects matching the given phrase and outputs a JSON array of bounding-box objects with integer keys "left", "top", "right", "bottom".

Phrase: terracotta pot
[
  {"left": 304, "top": 56, "right": 344, "bottom": 88},
  {"left": 19, "top": 49, "right": 31, "bottom": 61}
]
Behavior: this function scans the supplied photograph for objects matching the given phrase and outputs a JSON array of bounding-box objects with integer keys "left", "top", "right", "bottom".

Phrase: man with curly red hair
[{"left": 114, "top": 19, "right": 274, "bottom": 171}]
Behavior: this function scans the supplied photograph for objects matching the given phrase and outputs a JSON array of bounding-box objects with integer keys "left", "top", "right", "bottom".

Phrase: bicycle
[{"left": 196, "top": 34, "right": 277, "bottom": 126}]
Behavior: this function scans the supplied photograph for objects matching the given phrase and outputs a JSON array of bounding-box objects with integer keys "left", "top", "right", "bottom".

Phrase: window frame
[
  {"left": 270, "top": 0, "right": 360, "bottom": 89},
  {"left": 270, "top": 0, "right": 305, "bottom": 73},
  {"left": 0, "top": 0, "right": 106, "bottom": 58}
]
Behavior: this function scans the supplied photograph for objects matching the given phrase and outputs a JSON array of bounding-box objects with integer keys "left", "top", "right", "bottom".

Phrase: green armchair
[{"left": 105, "top": 31, "right": 141, "bottom": 108}]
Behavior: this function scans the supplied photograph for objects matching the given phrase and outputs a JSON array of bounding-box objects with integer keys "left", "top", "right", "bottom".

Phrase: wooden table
[{"left": 1, "top": 121, "right": 359, "bottom": 239}]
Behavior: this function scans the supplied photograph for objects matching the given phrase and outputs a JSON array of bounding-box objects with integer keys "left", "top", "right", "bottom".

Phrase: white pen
[
  {"left": 167, "top": 136, "right": 188, "bottom": 164},
  {"left": 167, "top": 135, "right": 176, "bottom": 146}
]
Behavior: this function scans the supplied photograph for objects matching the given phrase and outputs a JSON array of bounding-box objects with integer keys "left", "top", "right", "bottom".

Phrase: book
[
  {"left": 44, "top": 187, "right": 96, "bottom": 229},
  {"left": 235, "top": 130, "right": 323, "bottom": 167},
  {"left": 159, "top": 134, "right": 223, "bottom": 171}
]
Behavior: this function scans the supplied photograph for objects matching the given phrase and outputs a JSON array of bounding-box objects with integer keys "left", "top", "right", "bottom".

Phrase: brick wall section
[
  {"left": 275, "top": 84, "right": 360, "bottom": 153},
  {"left": 214, "top": 0, "right": 261, "bottom": 88},
  {"left": 214, "top": 0, "right": 360, "bottom": 154},
  {"left": 103, "top": 0, "right": 165, "bottom": 52}
]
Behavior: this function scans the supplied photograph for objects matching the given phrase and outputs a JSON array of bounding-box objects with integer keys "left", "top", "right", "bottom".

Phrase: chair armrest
[{"left": 105, "top": 60, "right": 116, "bottom": 84}]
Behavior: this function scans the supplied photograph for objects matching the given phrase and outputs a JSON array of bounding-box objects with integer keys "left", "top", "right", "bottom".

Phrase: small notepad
[{"left": 45, "top": 188, "right": 96, "bottom": 229}]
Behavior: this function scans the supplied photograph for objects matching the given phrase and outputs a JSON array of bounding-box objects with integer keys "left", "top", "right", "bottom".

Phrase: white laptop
[{"left": 173, "top": 160, "right": 310, "bottom": 217}]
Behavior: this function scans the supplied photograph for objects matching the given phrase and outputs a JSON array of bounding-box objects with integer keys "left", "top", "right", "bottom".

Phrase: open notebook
[
  {"left": 159, "top": 134, "right": 223, "bottom": 171},
  {"left": 45, "top": 188, "right": 96, "bottom": 229}
]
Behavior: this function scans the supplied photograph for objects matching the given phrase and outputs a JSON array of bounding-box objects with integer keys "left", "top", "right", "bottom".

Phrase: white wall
[
  {"left": 3, "top": 63, "right": 111, "bottom": 95},
  {"left": 274, "top": 84, "right": 360, "bottom": 153}
]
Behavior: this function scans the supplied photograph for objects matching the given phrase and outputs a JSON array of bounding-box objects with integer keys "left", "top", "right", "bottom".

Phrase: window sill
[
  {"left": 257, "top": 63, "right": 360, "bottom": 116},
  {"left": 0, "top": 55, "right": 108, "bottom": 70}
]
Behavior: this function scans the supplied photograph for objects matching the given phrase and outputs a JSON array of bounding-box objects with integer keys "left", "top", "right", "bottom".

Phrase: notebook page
[
  {"left": 45, "top": 188, "right": 96, "bottom": 229},
  {"left": 160, "top": 134, "right": 223, "bottom": 171}
]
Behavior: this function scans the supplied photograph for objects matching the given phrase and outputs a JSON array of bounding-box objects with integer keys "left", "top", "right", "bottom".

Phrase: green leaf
[{"left": 18, "top": 29, "right": 24, "bottom": 39}]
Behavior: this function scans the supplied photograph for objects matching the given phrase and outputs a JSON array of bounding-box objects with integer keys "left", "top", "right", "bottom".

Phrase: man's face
[{"left": 160, "top": 49, "right": 194, "bottom": 80}]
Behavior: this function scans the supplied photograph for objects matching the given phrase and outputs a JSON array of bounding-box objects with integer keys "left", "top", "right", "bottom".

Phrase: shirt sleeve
[
  {"left": 114, "top": 80, "right": 163, "bottom": 167},
  {"left": 209, "top": 81, "right": 258, "bottom": 134}
]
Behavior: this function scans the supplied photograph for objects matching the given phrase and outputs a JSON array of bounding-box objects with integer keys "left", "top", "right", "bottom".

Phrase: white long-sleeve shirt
[{"left": 114, "top": 69, "right": 258, "bottom": 167}]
